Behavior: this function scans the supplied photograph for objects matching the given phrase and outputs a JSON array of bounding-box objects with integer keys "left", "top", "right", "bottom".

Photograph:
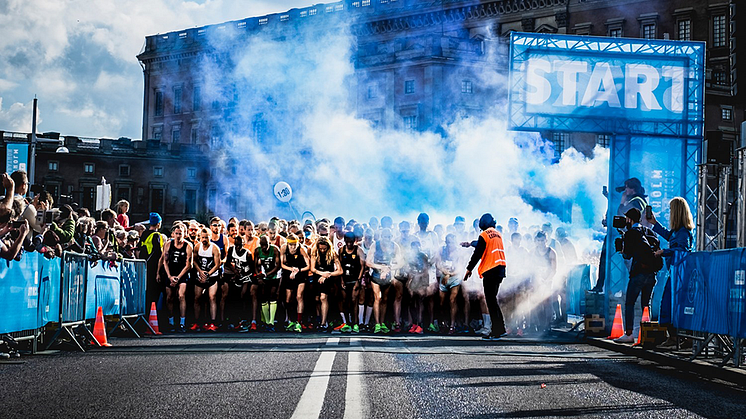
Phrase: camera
[
  {"left": 10, "top": 220, "right": 24, "bottom": 228},
  {"left": 612, "top": 215, "right": 629, "bottom": 252},
  {"left": 36, "top": 209, "right": 60, "bottom": 226}
]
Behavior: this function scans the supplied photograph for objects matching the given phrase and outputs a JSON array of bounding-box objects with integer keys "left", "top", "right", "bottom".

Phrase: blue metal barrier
[
  {"left": 111, "top": 259, "right": 153, "bottom": 337},
  {"left": 565, "top": 264, "right": 592, "bottom": 317},
  {"left": 0, "top": 254, "right": 61, "bottom": 336},
  {"left": 671, "top": 248, "right": 746, "bottom": 338},
  {"left": 85, "top": 261, "right": 121, "bottom": 319}
]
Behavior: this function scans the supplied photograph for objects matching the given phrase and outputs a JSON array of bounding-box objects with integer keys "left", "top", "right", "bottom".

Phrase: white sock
[
  {"left": 365, "top": 306, "right": 373, "bottom": 324},
  {"left": 340, "top": 313, "right": 347, "bottom": 324},
  {"left": 358, "top": 305, "right": 365, "bottom": 324}
]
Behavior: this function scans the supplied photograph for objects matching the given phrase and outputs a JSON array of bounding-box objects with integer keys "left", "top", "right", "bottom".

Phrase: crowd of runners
[{"left": 148, "top": 211, "right": 580, "bottom": 337}]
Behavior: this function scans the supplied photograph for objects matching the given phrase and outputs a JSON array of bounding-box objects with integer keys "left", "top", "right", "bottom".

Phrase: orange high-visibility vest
[{"left": 478, "top": 227, "right": 507, "bottom": 277}]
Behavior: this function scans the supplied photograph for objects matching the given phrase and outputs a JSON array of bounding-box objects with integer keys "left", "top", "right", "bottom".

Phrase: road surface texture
[{"left": 1, "top": 332, "right": 745, "bottom": 418}]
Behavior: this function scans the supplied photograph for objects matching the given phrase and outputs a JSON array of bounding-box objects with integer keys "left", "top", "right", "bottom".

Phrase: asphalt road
[{"left": 2, "top": 332, "right": 745, "bottom": 418}]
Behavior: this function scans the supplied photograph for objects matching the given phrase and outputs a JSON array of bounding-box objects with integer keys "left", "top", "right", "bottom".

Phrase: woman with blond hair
[
  {"left": 115, "top": 200, "right": 130, "bottom": 230},
  {"left": 310, "top": 236, "right": 342, "bottom": 332},
  {"left": 648, "top": 197, "right": 694, "bottom": 347}
]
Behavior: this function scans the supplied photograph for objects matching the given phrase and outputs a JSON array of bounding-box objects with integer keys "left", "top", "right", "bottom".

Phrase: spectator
[
  {"left": 10, "top": 170, "right": 43, "bottom": 238},
  {"left": 115, "top": 200, "right": 130, "bottom": 230},
  {"left": 0, "top": 217, "right": 29, "bottom": 261},
  {"left": 122, "top": 230, "right": 140, "bottom": 259},
  {"left": 0, "top": 173, "right": 15, "bottom": 218},
  {"left": 41, "top": 205, "right": 77, "bottom": 258}
]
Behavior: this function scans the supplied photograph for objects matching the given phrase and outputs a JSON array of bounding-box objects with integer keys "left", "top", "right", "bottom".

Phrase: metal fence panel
[
  {"left": 61, "top": 252, "right": 88, "bottom": 323},
  {"left": 84, "top": 261, "right": 121, "bottom": 319},
  {"left": 120, "top": 259, "right": 147, "bottom": 316}
]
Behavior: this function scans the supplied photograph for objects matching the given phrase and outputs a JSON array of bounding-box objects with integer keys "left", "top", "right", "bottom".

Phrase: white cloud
[{"left": 0, "top": 0, "right": 312, "bottom": 137}]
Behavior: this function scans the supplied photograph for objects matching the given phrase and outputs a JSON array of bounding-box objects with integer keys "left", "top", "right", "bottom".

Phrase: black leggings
[{"left": 483, "top": 266, "right": 506, "bottom": 336}]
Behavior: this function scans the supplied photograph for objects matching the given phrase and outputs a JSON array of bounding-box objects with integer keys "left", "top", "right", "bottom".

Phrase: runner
[
  {"left": 243, "top": 221, "right": 260, "bottom": 255},
  {"left": 332, "top": 216, "right": 346, "bottom": 252},
  {"left": 254, "top": 234, "right": 281, "bottom": 331},
  {"left": 357, "top": 228, "right": 375, "bottom": 332},
  {"left": 310, "top": 236, "right": 342, "bottom": 332},
  {"left": 337, "top": 232, "right": 364, "bottom": 333},
  {"left": 158, "top": 223, "right": 193, "bottom": 333},
  {"left": 224, "top": 234, "right": 254, "bottom": 331},
  {"left": 437, "top": 233, "right": 465, "bottom": 334},
  {"left": 192, "top": 228, "right": 221, "bottom": 332},
  {"left": 226, "top": 222, "right": 238, "bottom": 248},
  {"left": 406, "top": 239, "right": 432, "bottom": 334},
  {"left": 280, "top": 233, "right": 310, "bottom": 333},
  {"left": 414, "top": 212, "right": 441, "bottom": 333},
  {"left": 210, "top": 216, "right": 229, "bottom": 261},
  {"left": 366, "top": 228, "right": 403, "bottom": 334}
]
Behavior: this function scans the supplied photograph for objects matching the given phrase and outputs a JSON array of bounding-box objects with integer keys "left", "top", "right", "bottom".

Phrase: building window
[
  {"left": 258, "top": 17, "right": 268, "bottom": 25},
  {"left": 150, "top": 188, "right": 164, "bottom": 214},
  {"left": 237, "top": 21, "right": 246, "bottom": 29},
  {"left": 210, "top": 126, "right": 221, "bottom": 147},
  {"left": 207, "top": 188, "right": 217, "bottom": 212},
  {"left": 154, "top": 166, "right": 164, "bottom": 177},
  {"left": 84, "top": 163, "right": 95, "bottom": 174},
  {"left": 153, "top": 126, "right": 162, "bottom": 141},
  {"left": 187, "top": 167, "right": 197, "bottom": 179},
  {"left": 678, "top": 19, "right": 691, "bottom": 41},
  {"left": 362, "top": 0, "right": 371, "bottom": 6},
  {"left": 335, "top": 4, "right": 344, "bottom": 11},
  {"left": 367, "top": 85, "right": 377, "bottom": 99},
  {"left": 461, "top": 80, "right": 473, "bottom": 94},
  {"left": 325, "top": 6, "right": 333, "bottom": 13},
  {"left": 171, "top": 126, "right": 181, "bottom": 143},
  {"left": 190, "top": 127, "right": 199, "bottom": 144},
  {"left": 352, "top": 1, "right": 360, "bottom": 6},
  {"left": 300, "top": 10, "right": 308, "bottom": 17},
  {"left": 722, "top": 107, "right": 733, "bottom": 121},
  {"left": 403, "top": 115, "right": 417, "bottom": 130},
  {"left": 119, "top": 164, "right": 130, "bottom": 177},
  {"left": 251, "top": 114, "right": 266, "bottom": 143},
  {"left": 713, "top": 15, "right": 726, "bottom": 47},
  {"left": 211, "top": 99, "right": 220, "bottom": 110},
  {"left": 173, "top": 86, "right": 182, "bottom": 114},
  {"left": 193, "top": 86, "right": 201, "bottom": 112},
  {"left": 642, "top": 23, "right": 656, "bottom": 39},
  {"left": 116, "top": 188, "right": 130, "bottom": 202},
  {"left": 713, "top": 71, "right": 728, "bottom": 85},
  {"left": 280, "top": 14, "right": 289, "bottom": 22},
  {"left": 552, "top": 132, "right": 570, "bottom": 155},
  {"left": 184, "top": 189, "right": 197, "bottom": 214},
  {"left": 597, "top": 134, "right": 611, "bottom": 148},
  {"left": 48, "top": 161, "right": 59, "bottom": 172},
  {"left": 81, "top": 186, "right": 95, "bottom": 210},
  {"left": 154, "top": 90, "right": 164, "bottom": 117},
  {"left": 404, "top": 80, "right": 415, "bottom": 94},
  {"left": 608, "top": 27, "right": 622, "bottom": 38},
  {"left": 309, "top": 8, "right": 317, "bottom": 16}
]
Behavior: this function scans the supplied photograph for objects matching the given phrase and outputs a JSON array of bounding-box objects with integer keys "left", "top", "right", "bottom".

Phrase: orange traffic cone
[
  {"left": 607, "top": 304, "right": 624, "bottom": 339},
  {"left": 633, "top": 306, "right": 651, "bottom": 346},
  {"left": 146, "top": 302, "right": 162, "bottom": 335},
  {"left": 93, "top": 306, "right": 112, "bottom": 347}
]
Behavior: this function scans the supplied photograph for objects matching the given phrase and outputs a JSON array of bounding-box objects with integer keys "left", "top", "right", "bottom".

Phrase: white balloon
[{"left": 273, "top": 181, "right": 293, "bottom": 203}]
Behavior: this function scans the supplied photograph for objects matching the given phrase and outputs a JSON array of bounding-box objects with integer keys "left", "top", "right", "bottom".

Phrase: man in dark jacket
[{"left": 615, "top": 208, "right": 657, "bottom": 343}]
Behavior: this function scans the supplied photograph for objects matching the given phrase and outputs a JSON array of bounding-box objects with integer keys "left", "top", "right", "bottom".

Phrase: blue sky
[{"left": 0, "top": 0, "right": 311, "bottom": 138}]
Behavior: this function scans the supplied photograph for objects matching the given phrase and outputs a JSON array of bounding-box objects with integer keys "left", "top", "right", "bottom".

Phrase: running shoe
[
  {"left": 392, "top": 323, "right": 401, "bottom": 333},
  {"left": 414, "top": 324, "right": 424, "bottom": 334},
  {"left": 448, "top": 326, "right": 456, "bottom": 335},
  {"left": 177, "top": 324, "right": 186, "bottom": 333},
  {"left": 286, "top": 321, "right": 296, "bottom": 332},
  {"left": 206, "top": 323, "right": 217, "bottom": 332},
  {"left": 189, "top": 323, "right": 201, "bottom": 332},
  {"left": 408, "top": 324, "right": 417, "bottom": 333},
  {"left": 352, "top": 324, "right": 360, "bottom": 334},
  {"left": 341, "top": 324, "right": 352, "bottom": 333},
  {"left": 427, "top": 323, "right": 438, "bottom": 333},
  {"left": 374, "top": 323, "right": 382, "bottom": 334},
  {"left": 380, "top": 323, "right": 390, "bottom": 334},
  {"left": 333, "top": 323, "right": 346, "bottom": 331},
  {"left": 319, "top": 324, "right": 329, "bottom": 333},
  {"left": 249, "top": 322, "right": 257, "bottom": 332},
  {"left": 293, "top": 322, "right": 302, "bottom": 333}
]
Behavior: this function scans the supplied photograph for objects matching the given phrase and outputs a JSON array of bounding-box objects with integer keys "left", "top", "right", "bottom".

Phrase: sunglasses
[{"left": 211, "top": 224, "right": 220, "bottom": 227}]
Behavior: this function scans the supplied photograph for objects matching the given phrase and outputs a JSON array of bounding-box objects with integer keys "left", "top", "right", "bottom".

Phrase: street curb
[{"left": 585, "top": 336, "right": 746, "bottom": 387}]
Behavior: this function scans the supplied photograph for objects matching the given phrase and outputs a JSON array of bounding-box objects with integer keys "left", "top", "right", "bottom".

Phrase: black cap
[
  {"left": 478, "top": 213, "right": 496, "bottom": 231},
  {"left": 615, "top": 177, "right": 642, "bottom": 193},
  {"left": 625, "top": 208, "right": 641, "bottom": 223}
]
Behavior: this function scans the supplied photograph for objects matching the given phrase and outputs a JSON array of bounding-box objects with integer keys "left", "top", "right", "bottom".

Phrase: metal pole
[
  {"left": 719, "top": 166, "right": 731, "bottom": 249},
  {"left": 738, "top": 148, "right": 746, "bottom": 248},
  {"left": 697, "top": 164, "right": 708, "bottom": 251},
  {"left": 29, "top": 97, "right": 38, "bottom": 186}
]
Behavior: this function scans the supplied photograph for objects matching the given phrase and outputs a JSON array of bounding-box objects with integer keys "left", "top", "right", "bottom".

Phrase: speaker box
[{"left": 705, "top": 131, "right": 731, "bottom": 164}]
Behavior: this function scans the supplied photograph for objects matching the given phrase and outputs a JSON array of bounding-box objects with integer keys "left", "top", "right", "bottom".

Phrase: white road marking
[
  {"left": 290, "top": 339, "right": 338, "bottom": 419},
  {"left": 344, "top": 349, "right": 364, "bottom": 419}
]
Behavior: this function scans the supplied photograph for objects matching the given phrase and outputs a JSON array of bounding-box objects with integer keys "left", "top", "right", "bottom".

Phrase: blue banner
[
  {"left": 85, "top": 261, "right": 121, "bottom": 319},
  {"left": 0, "top": 254, "right": 61, "bottom": 334},
  {"left": 5, "top": 142, "right": 29, "bottom": 174},
  {"left": 671, "top": 249, "right": 746, "bottom": 338}
]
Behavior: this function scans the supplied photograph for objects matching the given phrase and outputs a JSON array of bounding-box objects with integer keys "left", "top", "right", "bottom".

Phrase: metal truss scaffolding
[
  {"left": 738, "top": 148, "right": 746, "bottom": 248},
  {"left": 697, "top": 164, "right": 730, "bottom": 251}
]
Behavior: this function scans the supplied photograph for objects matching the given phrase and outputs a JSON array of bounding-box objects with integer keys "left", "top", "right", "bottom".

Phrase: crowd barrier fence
[
  {"left": 671, "top": 248, "right": 746, "bottom": 367},
  {"left": 0, "top": 251, "right": 149, "bottom": 353}
]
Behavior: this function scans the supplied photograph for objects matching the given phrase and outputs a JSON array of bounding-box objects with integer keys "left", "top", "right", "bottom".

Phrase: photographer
[
  {"left": 40, "top": 204, "right": 77, "bottom": 258},
  {"left": 615, "top": 208, "right": 660, "bottom": 343}
]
